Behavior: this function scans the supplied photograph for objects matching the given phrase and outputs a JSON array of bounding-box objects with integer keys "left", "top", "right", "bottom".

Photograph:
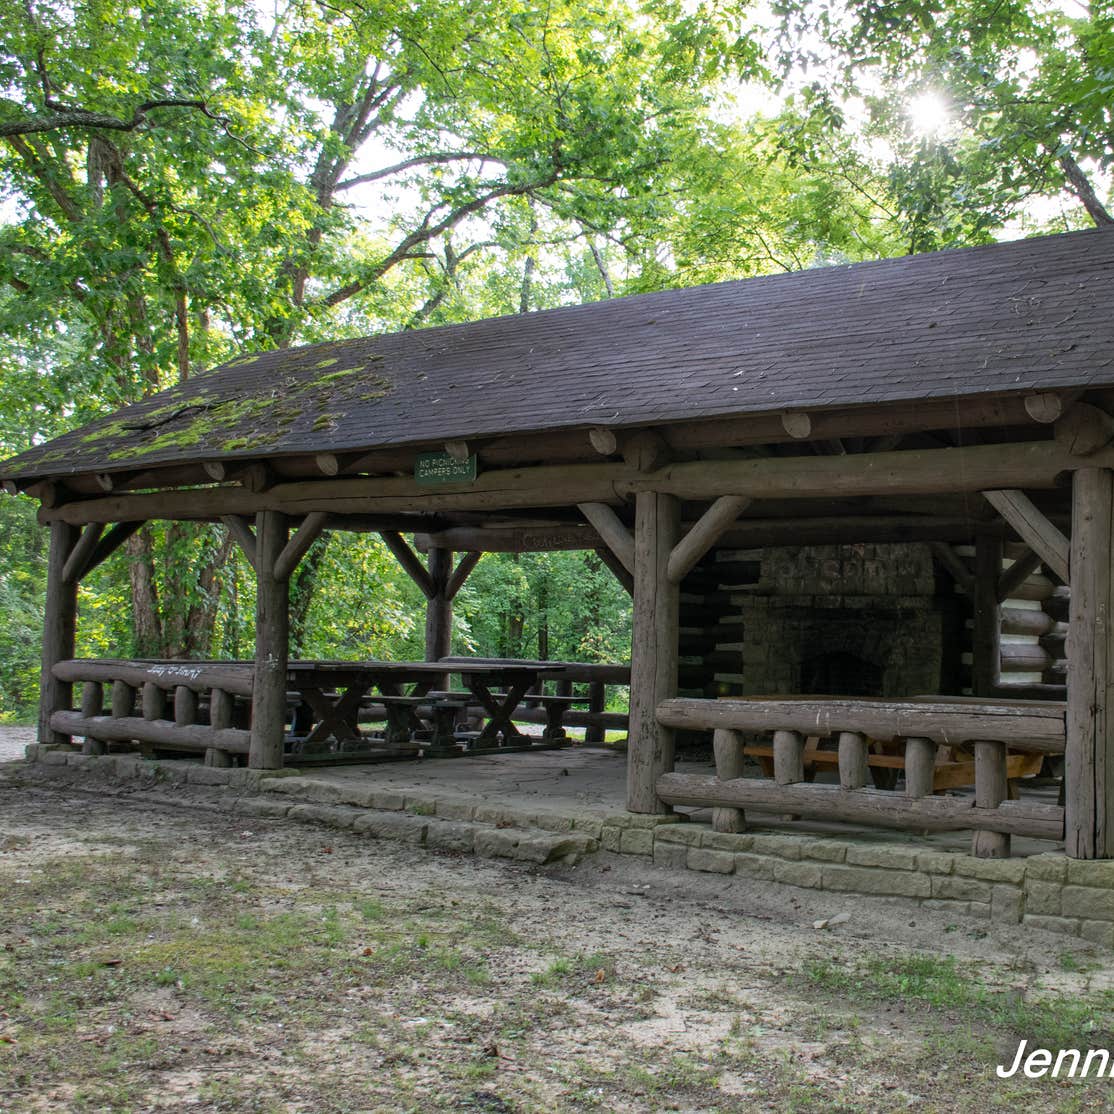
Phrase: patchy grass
[
  {"left": 800, "top": 952, "right": 1114, "bottom": 1052},
  {"left": 3, "top": 787, "right": 1114, "bottom": 1113}
]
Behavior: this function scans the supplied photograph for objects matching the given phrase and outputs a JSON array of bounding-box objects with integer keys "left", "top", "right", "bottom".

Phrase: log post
[
  {"left": 174, "top": 685, "right": 198, "bottom": 727},
  {"left": 80, "top": 681, "right": 106, "bottom": 755},
  {"left": 627, "top": 490, "right": 680, "bottom": 813},
  {"left": 712, "top": 727, "right": 746, "bottom": 832},
  {"left": 250, "top": 510, "right": 289, "bottom": 770},
  {"left": 1066, "top": 467, "right": 1114, "bottom": 857},
  {"left": 972, "top": 739, "right": 1010, "bottom": 858},
  {"left": 773, "top": 730, "right": 805, "bottom": 785},
  {"left": 972, "top": 531, "right": 1002, "bottom": 696},
  {"left": 838, "top": 731, "right": 868, "bottom": 790},
  {"left": 206, "top": 687, "right": 234, "bottom": 767},
  {"left": 904, "top": 737, "right": 936, "bottom": 798},
  {"left": 39, "top": 521, "right": 79, "bottom": 745},
  {"left": 111, "top": 680, "right": 135, "bottom": 718},
  {"left": 425, "top": 547, "right": 453, "bottom": 689},
  {"left": 140, "top": 682, "right": 164, "bottom": 759},
  {"left": 141, "top": 682, "right": 165, "bottom": 721}
]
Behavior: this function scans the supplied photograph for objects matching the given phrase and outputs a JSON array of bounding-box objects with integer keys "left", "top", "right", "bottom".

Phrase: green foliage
[
  {"left": 296, "top": 534, "right": 426, "bottom": 661},
  {"left": 771, "top": 0, "right": 1114, "bottom": 244},
  {"left": 1, "top": 0, "right": 1110, "bottom": 718},
  {"left": 455, "top": 552, "right": 631, "bottom": 664},
  {"left": 0, "top": 498, "right": 46, "bottom": 719}
]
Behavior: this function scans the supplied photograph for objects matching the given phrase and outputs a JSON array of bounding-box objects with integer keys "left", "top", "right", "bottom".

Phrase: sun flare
[{"left": 907, "top": 90, "right": 951, "bottom": 137}]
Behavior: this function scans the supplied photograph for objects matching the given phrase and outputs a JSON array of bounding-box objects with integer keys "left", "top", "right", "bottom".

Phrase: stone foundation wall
[
  {"left": 17, "top": 744, "right": 1113, "bottom": 948},
  {"left": 637, "top": 824, "right": 1111, "bottom": 947}
]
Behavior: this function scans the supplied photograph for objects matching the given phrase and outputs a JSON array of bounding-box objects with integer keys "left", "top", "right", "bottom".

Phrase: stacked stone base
[{"left": 11, "top": 745, "right": 1114, "bottom": 947}]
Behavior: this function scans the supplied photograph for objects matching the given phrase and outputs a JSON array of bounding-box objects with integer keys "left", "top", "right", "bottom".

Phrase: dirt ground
[{"left": 3, "top": 747, "right": 1114, "bottom": 1112}]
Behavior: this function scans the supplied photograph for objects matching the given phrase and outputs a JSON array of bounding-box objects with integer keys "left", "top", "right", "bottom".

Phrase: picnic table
[{"left": 285, "top": 659, "right": 572, "bottom": 756}]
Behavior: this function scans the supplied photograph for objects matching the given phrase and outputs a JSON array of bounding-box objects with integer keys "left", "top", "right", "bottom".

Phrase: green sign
[{"left": 415, "top": 451, "right": 478, "bottom": 486}]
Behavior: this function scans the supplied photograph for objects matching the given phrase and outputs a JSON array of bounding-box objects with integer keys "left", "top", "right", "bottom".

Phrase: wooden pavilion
[{"left": 4, "top": 228, "right": 1114, "bottom": 857}]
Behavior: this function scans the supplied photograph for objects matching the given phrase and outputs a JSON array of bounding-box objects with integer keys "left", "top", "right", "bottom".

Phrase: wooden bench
[
  {"left": 418, "top": 691, "right": 476, "bottom": 752},
  {"left": 527, "top": 693, "right": 589, "bottom": 741},
  {"left": 373, "top": 695, "right": 429, "bottom": 747}
]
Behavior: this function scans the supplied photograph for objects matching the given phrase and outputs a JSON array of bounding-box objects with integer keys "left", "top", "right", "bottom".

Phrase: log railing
[
  {"left": 655, "top": 697, "right": 1066, "bottom": 856},
  {"left": 50, "top": 659, "right": 253, "bottom": 765},
  {"left": 48, "top": 657, "right": 631, "bottom": 760}
]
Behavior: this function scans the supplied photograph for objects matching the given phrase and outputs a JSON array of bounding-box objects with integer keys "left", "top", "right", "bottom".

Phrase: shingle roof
[{"left": 4, "top": 228, "right": 1113, "bottom": 482}]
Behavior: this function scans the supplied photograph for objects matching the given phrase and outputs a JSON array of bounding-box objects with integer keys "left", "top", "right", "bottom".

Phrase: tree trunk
[
  {"left": 126, "top": 528, "right": 163, "bottom": 657},
  {"left": 288, "top": 533, "right": 329, "bottom": 656}
]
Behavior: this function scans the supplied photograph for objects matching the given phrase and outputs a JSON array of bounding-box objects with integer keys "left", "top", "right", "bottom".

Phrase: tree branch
[
  {"left": 335, "top": 151, "right": 502, "bottom": 191},
  {"left": 0, "top": 99, "right": 230, "bottom": 139},
  {"left": 1059, "top": 151, "right": 1114, "bottom": 227},
  {"left": 321, "top": 173, "right": 558, "bottom": 308},
  {"left": 4, "top": 133, "right": 82, "bottom": 221}
]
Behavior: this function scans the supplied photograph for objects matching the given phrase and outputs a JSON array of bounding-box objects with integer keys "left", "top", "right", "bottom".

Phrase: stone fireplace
[{"left": 737, "top": 544, "right": 962, "bottom": 698}]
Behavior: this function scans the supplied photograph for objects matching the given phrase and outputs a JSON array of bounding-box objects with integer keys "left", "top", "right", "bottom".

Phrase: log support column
[
  {"left": 39, "top": 521, "right": 80, "bottom": 745},
  {"left": 425, "top": 547, "right": 453, "bottom": 666},
  {"left": 627, "top": 491, "right": 680, "bottom": 813},
  {"left": 250, "top": 510, "right": 289, "bottom": 770},
  {"left": 1067, "top": 467, "right": 1114, "bottom": 858}
]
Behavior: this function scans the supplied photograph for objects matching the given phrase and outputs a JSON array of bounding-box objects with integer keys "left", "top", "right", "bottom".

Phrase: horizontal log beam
[
  {"left": 438, "top": 656, "right": 631, "bottom": 684},
  {"left": 627, "top": 440, "right": 1086, "bottom": 502},
  {"left": 328, "top": 513, "right": 448, "bottom": 534},
  {"left": 39, "top": 461, "right": 636, "bottom": 525},
  {"left": 656, "top": 696, "right": 1066, "bottom": 752},
  {"left": 659, "top": 394, "right": 1057, "bottom": 453},
  {"left": 655, "top": 773, "right": 1064, "bottom": 840},
  {"left": 1000, "top": 642, "right": 1056, "bottom": 672},
  {"left": 1001, "top": 606, "right": 1058, "bottom": 637},
  {"left": 415, "top": 524, "right": 601, "bottom": 553},
  {"left": 412, "top": 513, "right": 1047, "bottom": 555},
  {"left": 23, "top": 392, "right": 1071, "bottom": 498},
  {"left": 52, "top": 659, "right": 254, "bottom": 698},
  {"left": 33, "top": 440, "right": 1093, "bottom": 526},
  {"left": 51, "top": 710, "right": 250, "bottom": 754}
]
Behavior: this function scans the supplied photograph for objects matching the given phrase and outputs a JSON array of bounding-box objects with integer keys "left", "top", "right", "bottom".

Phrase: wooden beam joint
[
  {"left": 983, "top": 488, "right": 1070, "bottom": 583},
  {"left": 273, "top": 511, "right": 328, "bottom": 581},
  {"left": 578, "top": 502, "right": 635, "bottom": 575},
  {"left": 666, "top": 495, "right": 751, "bottom": 584}
]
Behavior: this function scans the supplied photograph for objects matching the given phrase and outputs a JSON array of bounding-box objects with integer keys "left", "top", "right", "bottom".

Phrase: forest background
[{"left": 0, "top": 0, "right": 1109, "bottom": 720}]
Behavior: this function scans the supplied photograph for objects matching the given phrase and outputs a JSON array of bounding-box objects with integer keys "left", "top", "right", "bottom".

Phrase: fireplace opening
[{"left": 800, "top": 651, "right": 883, "bottom": 697}]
